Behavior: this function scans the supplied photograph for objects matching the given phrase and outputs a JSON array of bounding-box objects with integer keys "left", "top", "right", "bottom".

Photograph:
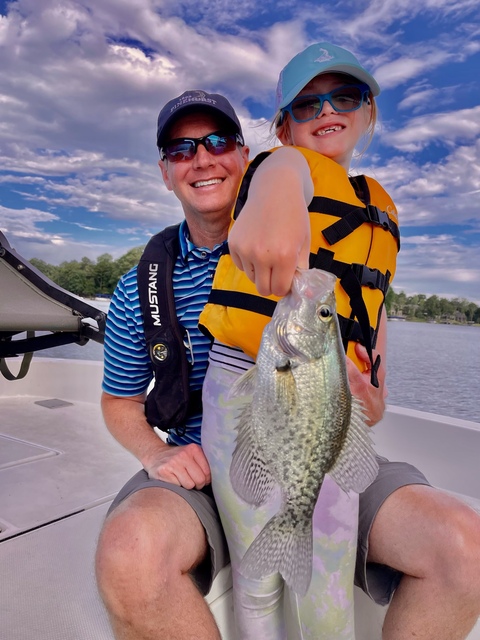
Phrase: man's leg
[
  {"left": 369, "top": 484, "right": 480, "bottom": 639},
  {"left": 96, "top": 484, "right": 223, "bottom": 640}
]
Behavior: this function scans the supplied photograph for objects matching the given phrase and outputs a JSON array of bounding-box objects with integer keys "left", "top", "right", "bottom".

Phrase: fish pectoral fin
[
  {"left": 329, "top": 396, "right": 379, "bottom": 493},
  {"left": 230, "top": 404, "right": 276, "bottom": 506},
  {"left": 240, "top": 511, "right": 313, "bottom": 597},
  {"left": 275, "top": 366, "right": 297, "bottom": 408},
  {"left": 228, "top": 365, "right": 258, "bottom": 399}
]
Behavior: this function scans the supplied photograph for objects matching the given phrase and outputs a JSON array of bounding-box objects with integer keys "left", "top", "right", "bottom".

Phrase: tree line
[
  {"left": 385, "top": 289, "right": 480, "bottom": 324},
  {"left": 30, "top": 248, "right": 479, "bottom": 324},
  {"left": 30, "top": 247, "right": 145, "bottom": 298}
]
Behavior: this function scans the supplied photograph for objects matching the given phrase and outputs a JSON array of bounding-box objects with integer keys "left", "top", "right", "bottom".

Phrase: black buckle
[
  {"left": 366, "top": 205, "right": 391, "bottom": 230},
  {"left": 352, "top": 264, "right": 385, "bottom": 290}
]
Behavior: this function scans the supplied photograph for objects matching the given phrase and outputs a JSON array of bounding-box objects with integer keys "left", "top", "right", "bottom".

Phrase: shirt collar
[{"left": 178, "top": 220, "right": 226, "bottom": 259}]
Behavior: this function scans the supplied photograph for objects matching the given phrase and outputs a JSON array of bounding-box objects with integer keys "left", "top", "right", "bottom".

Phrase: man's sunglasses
[
  {"left": 159, "top": 131, "right": 244, "bottom": 163},
  {"left": 281, "top": 84, "right": 370, "bottom": 124}
]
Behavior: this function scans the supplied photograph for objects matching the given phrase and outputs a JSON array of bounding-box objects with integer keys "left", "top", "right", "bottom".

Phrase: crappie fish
[{"left": 229, "top": 268, "right": 379, "bottom": 596}]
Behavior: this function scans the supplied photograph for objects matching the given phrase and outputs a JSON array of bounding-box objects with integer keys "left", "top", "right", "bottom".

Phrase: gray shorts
[
  {"left": 107, "top": 470, "right": 229, "bottom": 596},
  {"left": 108, "top": 456, "right": 430, "bottom": 603},
  {"left": 355, "top": 456, "right": 430, "bottom": 604}
]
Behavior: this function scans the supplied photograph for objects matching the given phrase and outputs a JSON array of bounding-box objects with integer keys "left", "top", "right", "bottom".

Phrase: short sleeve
[{"left": 102, "top": 266, "right": 153, "bottom": 397}]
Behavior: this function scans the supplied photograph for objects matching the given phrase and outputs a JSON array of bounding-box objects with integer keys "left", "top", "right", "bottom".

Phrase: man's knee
[
  {"left": 96, "top": 503, "right": 167, "bottom": 612},
  {"left": 95, "top": 489, "right": 208, "bottom": 612},
  {"left": 437, "top": 501, "right": 480, "bottom": 598}
]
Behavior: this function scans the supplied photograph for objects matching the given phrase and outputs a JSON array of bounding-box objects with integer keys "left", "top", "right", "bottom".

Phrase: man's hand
[
  {"left": 101, "top": 392, "right": 211, "bottom": 491},
  {"left": 346, "top": 342, "right": 388, "bottom": 427},
  {"left": 144, "top": 443, "right": 211, "bottom": 490}
]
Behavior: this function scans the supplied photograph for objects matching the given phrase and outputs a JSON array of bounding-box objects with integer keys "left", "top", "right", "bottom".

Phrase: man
[
  {"left": 95, "top": 90, "right": 249, "bottom": 640},
  {"left": 95, "top": 90, "right": 480, "bottom": 640}
]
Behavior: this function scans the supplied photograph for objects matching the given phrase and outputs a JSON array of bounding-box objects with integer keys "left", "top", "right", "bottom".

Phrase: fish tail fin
[{"left": 240, "top": 512, "right": 313, "bottom": 597}]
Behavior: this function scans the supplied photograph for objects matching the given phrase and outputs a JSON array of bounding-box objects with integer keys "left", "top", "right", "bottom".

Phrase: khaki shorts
[{"left": 108, "top": 456, "right": 430, "bottom": 603}]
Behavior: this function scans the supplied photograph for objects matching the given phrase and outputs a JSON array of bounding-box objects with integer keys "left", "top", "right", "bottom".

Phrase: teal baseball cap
[{"left": 275, "top": 42, "right": 380, "bottom": 111}]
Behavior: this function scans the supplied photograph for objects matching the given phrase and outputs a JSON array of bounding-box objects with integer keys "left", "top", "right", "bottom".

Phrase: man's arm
[{"left": 101, "top": 391, "right": 211, "bottom": 490}]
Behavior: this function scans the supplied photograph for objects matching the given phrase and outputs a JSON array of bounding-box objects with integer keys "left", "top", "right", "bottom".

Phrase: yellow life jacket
[{"left": 199, "top": 147, "right": 399, "bottom": 381}]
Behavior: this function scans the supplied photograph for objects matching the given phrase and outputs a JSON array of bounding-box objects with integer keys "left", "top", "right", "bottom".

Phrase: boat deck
[
  {"left": 1, "top": 358, "right": 479, "bottom": 639},
  {"left": 0, "top": 358, "right": 233, "bottom": 639}
]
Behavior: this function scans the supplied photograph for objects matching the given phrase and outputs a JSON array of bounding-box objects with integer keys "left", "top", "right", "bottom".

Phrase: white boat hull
[{"left": 1, "top": 358, "right": 479, "bottom": 639}]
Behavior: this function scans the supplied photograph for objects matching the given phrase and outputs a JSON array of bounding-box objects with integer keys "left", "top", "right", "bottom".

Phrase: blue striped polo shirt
[{"left": 102, "top": 220, "right": 225, "bottom": 446}]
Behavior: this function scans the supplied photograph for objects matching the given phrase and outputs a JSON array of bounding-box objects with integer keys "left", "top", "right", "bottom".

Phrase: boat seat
[{"left": 0, "top": 231, "right": 106, "bottom": 379}]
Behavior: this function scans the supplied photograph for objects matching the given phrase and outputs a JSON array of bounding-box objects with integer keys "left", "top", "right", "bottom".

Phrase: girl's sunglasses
[
  {"left": 160, "top": 131, "right": 244, "bottom": 163},
  {"left": 281, "top": 84, "right": 370, "bottom": 123}
]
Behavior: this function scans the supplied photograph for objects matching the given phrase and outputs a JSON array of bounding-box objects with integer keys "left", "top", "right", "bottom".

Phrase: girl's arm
[{"left": 228, "top": 147, "right": 313, "bottom": 297}]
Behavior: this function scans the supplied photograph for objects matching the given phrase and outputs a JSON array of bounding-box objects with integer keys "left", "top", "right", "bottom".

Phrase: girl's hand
[
  {"left": 228, "top": 148, "right": 312, "bottom": 297},
  {"left": 346, "top": 342, "right": 388, "bottom": 427}
]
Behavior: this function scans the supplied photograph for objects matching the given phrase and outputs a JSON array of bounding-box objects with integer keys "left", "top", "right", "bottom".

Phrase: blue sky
[{"left": 0, "top": 0, "right": 479, "bottom": 303}]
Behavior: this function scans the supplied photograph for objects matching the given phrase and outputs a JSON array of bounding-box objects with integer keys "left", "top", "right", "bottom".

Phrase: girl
[{"left": 200, "top": 42, "right": 399, "bottom": 639}]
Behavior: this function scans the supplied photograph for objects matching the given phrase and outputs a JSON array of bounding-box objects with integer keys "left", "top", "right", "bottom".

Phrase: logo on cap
[
  {"left": 314, "top": 47, "right": 334, "bottom": 63},
  {"left": 170, "top": 90, "right": 217, "bottom": 113}
]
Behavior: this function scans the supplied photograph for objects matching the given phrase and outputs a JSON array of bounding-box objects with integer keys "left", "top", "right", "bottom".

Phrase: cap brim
[{"left": 278, "top": 64, "right": 380, "bottom": 110}]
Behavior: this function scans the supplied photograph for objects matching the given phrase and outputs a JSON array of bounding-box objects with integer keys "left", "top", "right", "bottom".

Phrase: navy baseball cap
[{"left": 156, "top": 90, "right": 243, "bottom": 148}]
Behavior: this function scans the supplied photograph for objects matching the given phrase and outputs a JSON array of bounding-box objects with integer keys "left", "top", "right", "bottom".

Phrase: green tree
[
  {"left": 424, "top": 295, "right": 440, "bottom": 320},
  {"left": 78, "top": 257, "right": 96, "bottom": 297},
  {"left": 56, "top": 260, "right": 86, "bottom": 295},
  {"left": 111, "top": 246, "right": 145, "bottom": 287},
  {"left": 439, "top": 297, "right": 455, "bottom": 321},
  {"left": 465, "top": 302, "right": 478, "bottom": 323},
  {"left": 30, "top": 258, "right": 59, "bottom": 283},
  {"left": 94, "top": 253, "right": 115, "bottom": 294},
  {"left": 385, "top": 286, "right": 395, "bottom": 315}
]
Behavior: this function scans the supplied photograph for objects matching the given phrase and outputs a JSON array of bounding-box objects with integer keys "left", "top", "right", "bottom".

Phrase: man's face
[{"left": 159, "top": 112, "right": 249, "bottom": 222}]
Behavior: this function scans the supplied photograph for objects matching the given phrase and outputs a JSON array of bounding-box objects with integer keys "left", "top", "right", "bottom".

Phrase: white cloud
[
  {"left": 0, "top": 0, "right": 479, "bottom": 303},
  {"left": 381, "top": 105, "right": 480, "bottom": 152},
  {"left": 394, "top": 235, "right": 480, "bottom": 303}
]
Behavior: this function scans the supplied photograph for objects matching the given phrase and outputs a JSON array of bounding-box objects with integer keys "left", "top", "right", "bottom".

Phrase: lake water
[
  {"left": 36, "top": 318, "right": 479, "bottom": 424},
  {"left": 385, "top": 321, "right": 479, "bottom": 423}
]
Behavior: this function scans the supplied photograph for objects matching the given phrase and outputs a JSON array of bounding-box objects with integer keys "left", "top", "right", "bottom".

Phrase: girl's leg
[{"left": 286, "top": 479, "right": 359, "bottom": 640}]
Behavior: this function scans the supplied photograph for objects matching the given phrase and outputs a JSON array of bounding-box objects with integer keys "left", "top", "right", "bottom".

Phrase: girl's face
[{"left": 277, "top": 73, "right": 372, "bottom": 170}]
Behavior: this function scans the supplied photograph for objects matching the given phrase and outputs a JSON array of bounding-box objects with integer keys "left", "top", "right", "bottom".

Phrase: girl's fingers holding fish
[{"left": 346, "top": 352, "right": 387, "bottom": 427}]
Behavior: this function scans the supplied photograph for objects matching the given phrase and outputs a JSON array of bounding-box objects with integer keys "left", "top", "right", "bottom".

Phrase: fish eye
[{"left": 317, "top": 304, "right": 333, "bottom": 321}]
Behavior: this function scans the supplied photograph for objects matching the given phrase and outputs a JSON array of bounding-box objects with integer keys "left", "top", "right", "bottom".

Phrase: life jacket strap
[
  {"left": 310, "top": 248, "right": 382, "bottom": 387},
  {"left": 309, "top": 197, "right": 400, "bottom": 248},
  {"left": 208, "top": 289, "right": 277, "bottom": 317},
  {"left": 233, "top": 151, "right": 272, "bottom": 221}
]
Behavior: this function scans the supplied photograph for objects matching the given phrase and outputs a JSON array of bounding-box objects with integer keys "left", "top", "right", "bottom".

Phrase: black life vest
[{"left": 137, "top": 224, "right": 202, "bottom": 435}]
